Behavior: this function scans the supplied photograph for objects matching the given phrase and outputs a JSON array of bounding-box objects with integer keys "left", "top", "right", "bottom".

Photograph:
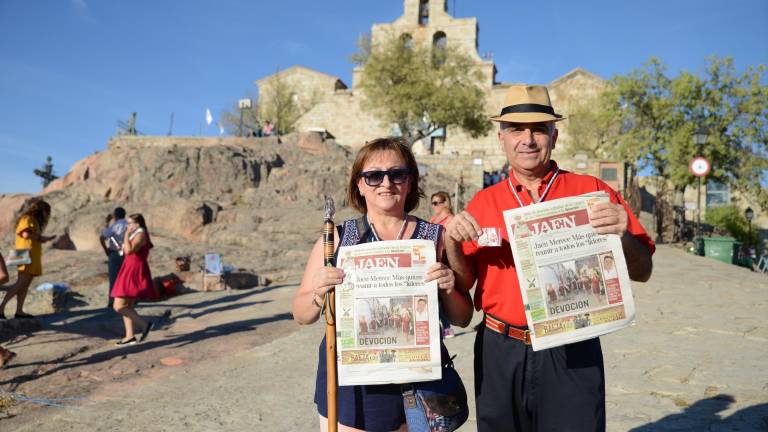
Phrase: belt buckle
[{"left": 523, "top": 330, "right": 531, "bottom": 345}]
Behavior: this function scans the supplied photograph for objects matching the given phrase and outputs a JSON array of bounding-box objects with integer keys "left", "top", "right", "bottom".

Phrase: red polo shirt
[{"left": 463, "top": 161, "right": 655, "bottom": 326}]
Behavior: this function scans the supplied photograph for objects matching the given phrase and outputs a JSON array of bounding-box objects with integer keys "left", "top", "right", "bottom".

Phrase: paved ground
[{"left": 1, "top": 245, "right": 767, "bottom": 431}]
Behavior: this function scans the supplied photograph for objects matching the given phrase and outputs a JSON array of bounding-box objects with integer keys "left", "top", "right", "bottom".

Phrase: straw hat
[{"left": 490, "top": 84, "right": 565, "bottom": 123}]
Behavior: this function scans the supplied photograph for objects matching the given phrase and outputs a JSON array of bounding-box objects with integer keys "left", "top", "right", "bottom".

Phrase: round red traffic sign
[{"left": 689, "top": 157, "right": 710, "bottom": 177}]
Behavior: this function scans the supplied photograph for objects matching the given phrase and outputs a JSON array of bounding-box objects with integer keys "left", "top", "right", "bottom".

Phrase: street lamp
[
  {"left": 692, "top": 127, "right": 709, "bottom": 242},
  {"left": 693, "top": 127, "right": 709, "bottom": 148},
  {"left": 745, "top": 206, "right": 754, "bottom": 248},
  {"left": 238, "top": 98, "right": 252, "bottom": 137}
]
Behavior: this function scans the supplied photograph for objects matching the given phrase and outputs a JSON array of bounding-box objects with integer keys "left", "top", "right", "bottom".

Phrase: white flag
[{"left": 205, "top": 108, "right": 213, "bottom": 126}]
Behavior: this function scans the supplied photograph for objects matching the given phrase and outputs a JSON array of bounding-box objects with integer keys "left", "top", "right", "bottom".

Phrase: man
[
  {"left": 602, "top": 255, "right": 618, "bottom": 279},
  {"left": 445, "top": 85, "right": 654, "bottom": 431},
  {"left": 414, "top": 297, "right": 429, "bottom": 321},
  {"left": 99, "top": 207, "right": 128, "bottom": 308}
]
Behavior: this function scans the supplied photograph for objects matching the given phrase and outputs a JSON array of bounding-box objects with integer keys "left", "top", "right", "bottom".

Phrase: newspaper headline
[
  {"left": 334, "top": 239, "right": 442, "bottom": 386},
  {"left": 502, "top": 191, "right": 636, "bottom": 351}
]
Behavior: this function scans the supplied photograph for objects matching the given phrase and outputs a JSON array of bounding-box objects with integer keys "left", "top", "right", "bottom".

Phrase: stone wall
[
  {"left": 255, "top": 65, "right": 346, "bottom": 121},
  {"left": 250, "top": 0, "right": 613, "bottom": 189},
  {"left": 107, "top": 135, "right": 280, "bottom": 151}
]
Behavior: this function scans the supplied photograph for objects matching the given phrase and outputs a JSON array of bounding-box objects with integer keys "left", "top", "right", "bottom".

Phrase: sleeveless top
[{"left": 314, "top": 216, "right": 442, "bottom": 431}]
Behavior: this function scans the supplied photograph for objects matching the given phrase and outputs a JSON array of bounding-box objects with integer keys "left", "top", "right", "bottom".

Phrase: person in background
[
  {"left": 0, "top": 199, "right": 55, "bottom": 320},
  {"left": 111, "top": 213, "right": 157, "bottom": 345},
  {"left": 429, "top": 191, "right": 457, "bottom": 338},
  {"left": 99, "top": 207, "right": 128, "bottom": 309},
  {"left": 262, "top": 120, "right": 275, "bottom": 136},
  {"left": 0, "top": 252, "right": 17, "bottom": 367}
]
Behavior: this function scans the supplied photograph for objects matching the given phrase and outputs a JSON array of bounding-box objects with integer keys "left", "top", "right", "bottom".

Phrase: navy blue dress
[{"left": 314, "top": 217, "right": 442, "bottom": 431}]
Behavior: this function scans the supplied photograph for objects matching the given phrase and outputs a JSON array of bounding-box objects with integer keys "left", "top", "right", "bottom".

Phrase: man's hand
[
  {"left": 589, "top": 202, "right": 628, "bottom": 237},
  {"left": 445, "top": 211, "right": 483, "bottom": 243}
]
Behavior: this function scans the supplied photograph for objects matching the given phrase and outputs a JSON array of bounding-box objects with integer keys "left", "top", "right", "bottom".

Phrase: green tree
[
  {"left": 565, "top": 95, "right": 621, "bottom": 160},
  {"left": 704, "top": 205, "right": 758, "bottom": 245},
  {"left": 601, "top": 58, "right": 679, "bottom": 238},
  {"left": 671, "top": 57, "right": 768, "bottom": 211},
  {"left": 358, "top": 35, "right": 491, "bottom": 146},
  {"left": 258, "top": 67, "right": 322, "bottom": 136},
  {"left": 220, "top": 94, "right": 260, "bottom": 136},
  {"left": 350, "top": 32, "right": 372, "bottom": 66},
  {"left": 602, "top": 56, "right": 768, "bottom": 241}
]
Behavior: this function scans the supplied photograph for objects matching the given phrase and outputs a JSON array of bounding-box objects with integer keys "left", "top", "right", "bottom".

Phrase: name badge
[{"left": 478, "top": 227, "right": 502, "bottom": 247}]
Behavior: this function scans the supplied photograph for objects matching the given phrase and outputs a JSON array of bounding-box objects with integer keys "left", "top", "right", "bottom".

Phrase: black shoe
[
  {"left": 115, "top": 337, "right": 137, "bottom": 346},
  {"left": 14, "top": 312, "right": 34, "bottom": 319},
  {"left": 139, "top": 322, "right": 153, "bottom": 342}
]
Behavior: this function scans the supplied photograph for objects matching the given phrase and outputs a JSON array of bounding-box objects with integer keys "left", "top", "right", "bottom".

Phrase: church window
[
  {"left": 433, "top": 31, "right": 447, "bottom": 49},
  {"left": 419, "top": 0, "right": 429, "bottom": 25},
  {"left": 432, "top": 31, "right": 447, "bottom": 66},
  {"left": 401, "top": 33, "right": 413, "bottom": 51}
]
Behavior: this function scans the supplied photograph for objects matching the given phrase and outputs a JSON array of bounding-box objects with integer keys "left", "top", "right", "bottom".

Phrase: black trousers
[
  {"left": 474, "top": 324, "right": 606, "bottom": 432},
  {"left": 107, "top": 252, "right": 124, "bottom": 306}
]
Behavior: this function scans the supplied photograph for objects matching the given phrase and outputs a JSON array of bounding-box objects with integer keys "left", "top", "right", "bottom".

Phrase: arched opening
[
  {"left": 419, "top": 0, "right": 429, "bottom": 25},
  {"left": 432, "top": 31, "right": 447, "bottom": 66},
  {"left": 433, "top": 31, "right": 447, "bottom": 49},
  {"left": 400, "top": 33, "right": 413, "bottom": 51}
]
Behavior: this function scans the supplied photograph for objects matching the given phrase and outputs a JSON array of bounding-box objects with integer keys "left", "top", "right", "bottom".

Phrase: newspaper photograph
[
  {"left": 334, "top": 239, "right": 442, "bottom": 386},
  {"left": 502, "top": 191, "right": 636, "bottom": 351}
]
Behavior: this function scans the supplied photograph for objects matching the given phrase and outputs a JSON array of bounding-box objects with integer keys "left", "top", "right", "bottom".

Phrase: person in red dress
[{"left": 111, "top": 213, "right": 157, "bottom": 345}]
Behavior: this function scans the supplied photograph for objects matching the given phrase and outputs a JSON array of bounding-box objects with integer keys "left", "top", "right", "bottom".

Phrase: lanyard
[
  {"left": 368, "top": 215, "right": 408, "bottom": 241},
  {"left": 508, "top": 168, "right": 560, "bottom": 207}
]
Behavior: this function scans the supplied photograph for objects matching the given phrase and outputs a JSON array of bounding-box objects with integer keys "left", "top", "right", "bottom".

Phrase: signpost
[{"left": 689, "top": 156, "right": 711, "bottom": 243}]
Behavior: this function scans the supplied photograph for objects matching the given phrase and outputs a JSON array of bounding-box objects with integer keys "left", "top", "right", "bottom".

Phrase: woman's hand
[
  {"left": 310, "top": 267, "right": 345, "bottom": 308},
  {"left": 425, "top": 262, "right": 455, "bottom": 295}
]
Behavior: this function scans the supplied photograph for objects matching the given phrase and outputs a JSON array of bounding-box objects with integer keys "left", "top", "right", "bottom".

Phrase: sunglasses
[
  {"left": 431, "top": 201, "right": 445, "bottom": 206},
  {"left": 360, "top": 168, "right": 410, "bottom": 187}
]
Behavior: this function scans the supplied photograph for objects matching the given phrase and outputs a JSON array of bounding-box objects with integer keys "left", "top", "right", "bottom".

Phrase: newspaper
[
  {"left": 335, "top": 239, "right": 442, "bottom": 386},
  {"left": 502, "top": 191, "right": 636, "bottom": 351}
]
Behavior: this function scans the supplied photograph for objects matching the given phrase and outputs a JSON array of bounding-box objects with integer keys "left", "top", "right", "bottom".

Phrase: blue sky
[{"left": 1, "top": 0, "right": 766, "bottom": 193}]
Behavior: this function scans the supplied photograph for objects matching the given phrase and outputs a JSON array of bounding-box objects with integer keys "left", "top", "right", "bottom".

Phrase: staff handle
[{"left": 323, "top": 216, "right": 338, "bottom": 432}]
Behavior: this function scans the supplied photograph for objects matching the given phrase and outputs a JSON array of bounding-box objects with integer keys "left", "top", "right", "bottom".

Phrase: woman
[
  {"left": 0, "top": 252, "right": 17, "bottom": 367},
  {"left": 429, "top": 191, "right": 456, "bottom": 338},
  {"left": 428, "top": 191, "right": 454, "bottom": 226},
  {"left": 111, "top": 213, "right": 157, "bottom": 345},
  {"left": 292, "top": 137, "right": 473, "bottom": 432},
  {"left": 0, "top": 199, "right": 55, "bottom": 320}
]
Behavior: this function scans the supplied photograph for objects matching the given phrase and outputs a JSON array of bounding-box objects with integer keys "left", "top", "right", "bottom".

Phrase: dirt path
[{"left": 2, "top": 246, "right": 768, "bottom": 431}]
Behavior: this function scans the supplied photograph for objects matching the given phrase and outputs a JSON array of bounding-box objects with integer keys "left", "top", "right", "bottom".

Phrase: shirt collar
[{"left": 507, "top": 161, "right": 560, "bottom": 193}]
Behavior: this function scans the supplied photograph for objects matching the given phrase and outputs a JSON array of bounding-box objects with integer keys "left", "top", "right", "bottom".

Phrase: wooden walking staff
[{"left": 323, "top": 197, "right": 338, "bottom": 432}]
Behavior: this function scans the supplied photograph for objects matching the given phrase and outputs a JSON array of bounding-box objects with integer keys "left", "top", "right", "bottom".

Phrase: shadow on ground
[
  {"left": 1, "top": 284, "right": 296, "bottom": 390},
  {"left": 629, "top": 394, "right": 768, "bottom": 431}
]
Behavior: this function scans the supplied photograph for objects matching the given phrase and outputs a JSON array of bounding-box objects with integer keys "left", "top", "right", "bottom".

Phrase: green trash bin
[
  {"left": 702, "top": 237, "right": 739, "bottom": 264},
  {"left": 692, "top": 237, "right": 705, "bottom": 256}
]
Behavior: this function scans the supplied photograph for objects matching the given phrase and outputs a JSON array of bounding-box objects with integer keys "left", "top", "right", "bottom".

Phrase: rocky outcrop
[{"left": 1, "top": 135, "right": 472, "bottom": 280}]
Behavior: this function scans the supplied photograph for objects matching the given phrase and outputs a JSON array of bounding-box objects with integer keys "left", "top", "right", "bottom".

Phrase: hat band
[{"left": 500, "top": 103, "right": 556, "bottom": 116}]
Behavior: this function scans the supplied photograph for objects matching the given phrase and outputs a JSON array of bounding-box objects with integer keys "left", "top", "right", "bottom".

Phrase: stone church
[{"left": 256, "top": 0, "right": 621, "bottom": 190}]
